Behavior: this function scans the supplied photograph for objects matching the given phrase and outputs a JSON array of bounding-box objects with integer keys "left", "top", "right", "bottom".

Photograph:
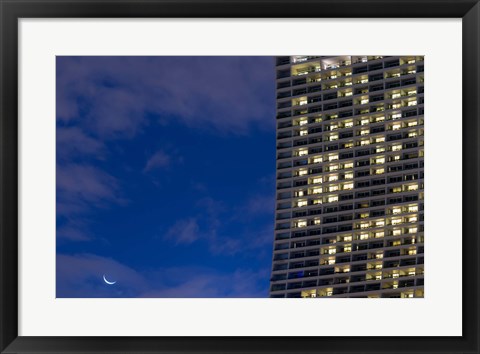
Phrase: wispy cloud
[
  {"left": 56, "top": 56, "right": 275, "bottom": 139},
  {"left": 56, "top": 163, "right": 125, "bottom": 216},
  {"left": 57, "top": 127, "right": 104, "bottom": 161},
  {"left": 143, "top": 150, "right": 171, "bottom": 172},
  {"left": 164, "top": 218, "right": 200, "bottom": 245},
  {"left": 57, "top": 225, "right": 91, "bottom": 242},
  {"left": 162, "top": 196, "right": 274, "bottom": 257}
]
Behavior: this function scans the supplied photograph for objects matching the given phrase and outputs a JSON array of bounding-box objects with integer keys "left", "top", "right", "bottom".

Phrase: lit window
[
  {"left": 327, "top": 259, "right": 335, "bottom": 265},
  {"left": 408, "top": 227, "right": 418, "bottom": 234},
  {"left": 296, "top": 190, "right": 305, "bottom": 197},
  {"left": 329, "top": 164, "right": 339, "bottom": 171},
  {"left": 407, "top": 90, "right": 417, "bottom": 96},
  {"left": 343, "top": 183, "right": 354, "bottom": 190},
  {"left": 297, "top": 200, "right": 307, "bottom": 207},
  {"left": 392, "top": 93, "right": 401, "bottom": 99},
  {"left": 392, "top": 113, "right": 402, "bottom": 119},
  {"left": 298, "top": 169, "right": 307, "bottom": 176},
  {"left": 375, "top": 157, "right": 385, "bottom": 164},
  {"left": 298, "top": 119, "right": 308, "bottom": 126},
  {"left": 345, "top": 121, "right": 354, "bottom": 128},
  {"left": 312, "top": 156, "right": 323, "bottom": 163},
  {"left": 312, "top": 177, "right": 323, "bottom": 184},
  {"left": 360, "top": 222, "right": 370, "bottom": 229},
  {"left": 407, "top": 184, "right": 419, "bottom": 191},
  {"left": 408, "top": 205, "right": 418, "bottom": 212},
  {"left": 408, "top": 271, "right": 416, "bottom": 276},
  {"left": 328, "top": 195, "right": 339, "bottom": 203},
  {"left": 408, "top": 249, "right": 417, "bottom": 255},
  {"left": 408, "top": 216, "right": 418, "bottom": 223},
  {"left": 392, "top": 207, "right": 402, "bottom": 214},
  {"left": 329, "top": 174, "right": 339, "bottom": 181},
  {"left": 330, "top": 124, "right": 338, "bottom": 130},
  {"left": 376, "top": 220, "right": 385, "bottom": 227},
  {"left": 407, "top": 59, "right": 415, "bottom": 64},
  {"left": 408, "top": 100, "right": 417, "bottom": 106},
  {"left": 344, "top": 245, "right": 352, "bottom": 252},
  {"left": 360, "top": 78, "right": 368, "bottom": 83},
  {"left": 391, "top": 218, "right": 402, "bottom": 225},
  {"left": 408, "top": 131, "right": 418, "bottom": 138},
  {"left": 375, "top": 231, "right": 385, "bottom": 238},
  {"left": 361, "top": 98, "right": 369, "bottom": 104},
  {"left": 360, "top": 213, "right": 369, "bottom": 219},
  {"left": 345, "top": 91, "right": 353, "bottom": 96},
  {"left": 298, "top": 149, "right": 308, "bottom": 156},
  {"left": 329, "top": 154, "right": 339, "bottom": 162},
  {"left": 392, "top": 103, "right": 401, "bottom": 109},
  {"left": 408, "top": 121, "right": 418, "bottom": 127},
  {"left": 343, "top": 235, "right": 352, "bottom": 242},
  {"left": 375, "top": 116, "right": 385, "bottom": 122},
  {"left": 392, "top": 187, "right": 402, "bottom": 193},
  {"left": 329, "top": 185, "right": 339, "bottom": 192},
  {"left": 300, "top": 129, "right": 308, "bottom": 136},
  {"left": 311, "top": 187, "right": 322, "bottom": 194},
  {"left": 375, "top": 137, "right": 385, "bottom": 143},
  {"left": 361, "top": 118, "right": 370, "bottom": 125},
  {"left": 392, "top": 145, "right": 402, "bottom": 151},
  {"left": 344, "top": 142, "right": 354, "bottom": 149},
  {"left": 330, "top": 134, "right": 339, "bottom": 141},
  {"left": 344, "top": 162, "right": 354, "bottom": 169},
  {"left": 360, "top": 139, "right": 370, "bottom": 146},
  {"left": 360, "top": 129, "right": 370, "bottom": 136},
  {"left": 299, "top": 99, "right": 308, "bottom": 106},
  {"left": 297, "top": 220, "right": 307, "bottom": 228},
  {"left": 313, "top": 219, "right": 321, "bottom": 225},
  {"left": 375, "top": 168, "right": 385, "bottom": 175},
  {"left": 313, "top": 199, "right": 322, "bottom": 205},
  {"left": 360, "top": 233, "right": 369, "bottom": 240},
  {"left": 328, "top": 248, "right": 336, "bottom": 254},
  {"left": 376, "top": 147, "right": 386, "bottom": 153},
  {"left": 392, "top": 123, "right": 401, "bottom": 130},
  {"left": 393, "top": 229, "right": 401, "bottom": 236},
  {"left": 393, "top": 155, "right": 401, "bottom": 161}
]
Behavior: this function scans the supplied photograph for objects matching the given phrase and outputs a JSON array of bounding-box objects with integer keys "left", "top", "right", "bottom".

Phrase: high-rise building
[{"left": 270, "top": 56, "right": 424, "bottom": 298}]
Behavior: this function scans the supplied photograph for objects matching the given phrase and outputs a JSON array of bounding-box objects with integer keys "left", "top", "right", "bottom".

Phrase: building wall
[{"left": 270, "top": 56, "right": 424, "bottom": 298}]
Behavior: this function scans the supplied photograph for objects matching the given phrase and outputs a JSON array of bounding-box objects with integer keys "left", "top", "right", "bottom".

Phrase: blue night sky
[{"left": 56, "top": 56, "right": 276, "bottom": 298}]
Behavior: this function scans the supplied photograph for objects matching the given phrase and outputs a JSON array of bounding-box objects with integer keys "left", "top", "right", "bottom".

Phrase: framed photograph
[{"left": 1, "top": 0, "right": 478, "bottom": 353}]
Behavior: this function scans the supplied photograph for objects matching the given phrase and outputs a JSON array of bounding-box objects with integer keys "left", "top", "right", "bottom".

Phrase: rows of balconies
[
  {"left": 282, "top": 191, "right": 422, "bottom": 213},
  {"left": 277, "top": 57, "right": 422, "bottom": 85},
  {"left": 280, "top": 87, "right": 421, "bottom": 111},
  {"left": 278, "top": 78, "right": 424, "bottom": 102},
  {"left": 276, "top": 65, "right": 423, "bottom": 93},
  {"left": 277, "top": 137, "right": 422, "bottom": 161},
  {"left": 277, "top": 116, "right": 422, "bottom": 138},
  {"left": 274, "top": 238, "right": 423, "bottom": 260},
  {"left": 270, "top": 259, "right": 424, "bottom": 291},
  {"left": 277, "top": 128, "right": 423, "bottom": 152}
]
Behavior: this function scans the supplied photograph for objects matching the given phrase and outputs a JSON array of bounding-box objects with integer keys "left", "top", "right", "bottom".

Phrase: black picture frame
[{"left": 1, "top": 1, "right": 478, "bottom": 353}]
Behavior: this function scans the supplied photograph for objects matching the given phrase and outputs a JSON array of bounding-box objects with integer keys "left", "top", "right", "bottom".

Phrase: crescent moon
[{"left": 103, "top": 274, "right": 116, "bottom": 285}]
